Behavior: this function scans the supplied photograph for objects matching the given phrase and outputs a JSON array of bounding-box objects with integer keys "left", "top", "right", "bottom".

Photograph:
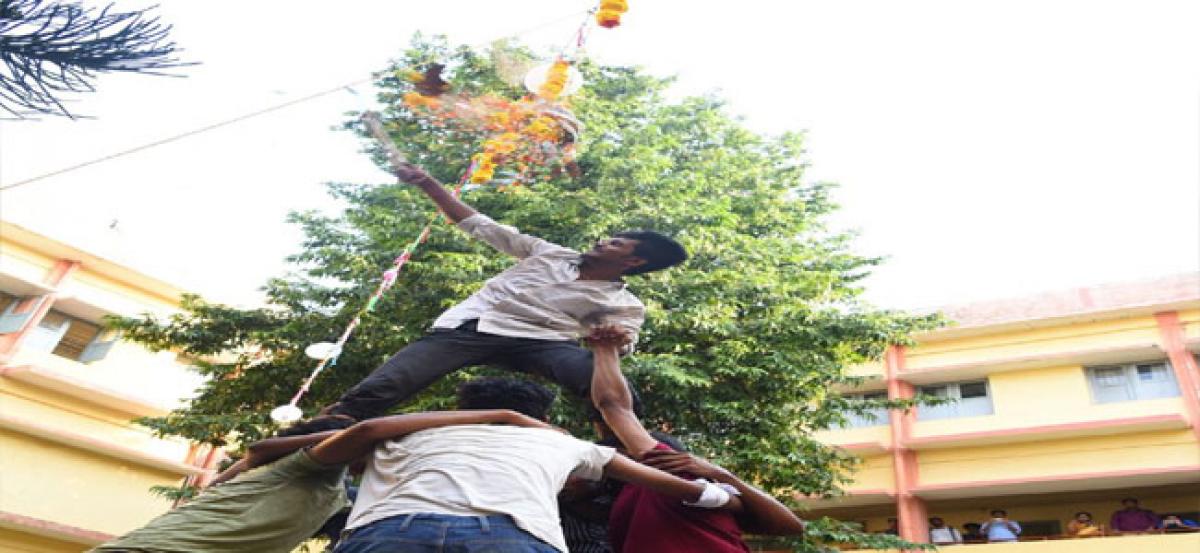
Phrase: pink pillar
[
  {"left": 0, "top": 260, "right": 80, "bottom": 358},
  {"left": 1154, "top": 312, "right": 1200, "bottom": 443},
  {"left": 885, "top": 345, "right": 929, "bottom": 543}
]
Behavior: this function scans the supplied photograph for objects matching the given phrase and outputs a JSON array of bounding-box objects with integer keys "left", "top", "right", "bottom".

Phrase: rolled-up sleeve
[
  {"left": 457, "top": 214, "right": 561, "bottom": 259},
  {"left": 570, "top": 443, "right": 617, "bottom": 481}
]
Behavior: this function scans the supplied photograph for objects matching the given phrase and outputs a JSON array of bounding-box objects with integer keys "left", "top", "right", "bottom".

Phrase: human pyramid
[{"left": 91, "top": 160, "right": 807, "bottom": 552}]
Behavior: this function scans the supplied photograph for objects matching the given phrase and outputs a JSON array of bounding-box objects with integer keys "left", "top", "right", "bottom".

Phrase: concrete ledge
[
  {"left": 908, "top": 413, "right": 1190, "bottom": 449},
  {"left": 0, "top": 510, "right": 113, "bottom": 546},
  {"left": 913, "top": 465, "right": 1200, "bottom": 499},
  {"left": 900, "top": 342, "right": 1164, "bottom": 384},
  {"left": 0, "top": 412, "right": 204, "bottom": 477},
  {"left": 0, "top": 364, "right": 170, "bottom": 418}
]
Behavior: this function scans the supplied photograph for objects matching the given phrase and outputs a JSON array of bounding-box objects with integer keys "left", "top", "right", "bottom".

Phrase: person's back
[
  {"left": 344, "top": 424, "right": 614, "bottom": 552},
  {"left": 93, "top": 449, "right": 347, "bottom": 553}
]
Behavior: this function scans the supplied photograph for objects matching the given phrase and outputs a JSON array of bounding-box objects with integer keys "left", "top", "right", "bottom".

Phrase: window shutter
[
  {"left": 0, "top": 296, "right": 44, "bottom": 334},
  {"left": 1132, "top": 363, "right": 1180, "bottom": 400},
  {"left": 79, "top": 330, "right": 121, "bottom": 364},
  {"left": 1089, "top": 367, "right": 1133, "bottom": 403},
  {"left": 23, "top": 311, "right": 70, "bottom": 352},
  {"left": 918, "top": 385, "right": 955, "bottom": 421}
]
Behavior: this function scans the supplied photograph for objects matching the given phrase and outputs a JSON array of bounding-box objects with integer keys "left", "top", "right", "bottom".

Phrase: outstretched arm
[
  {"left": 395, "top": 163, "right": 477, "bottom": 223},
  {"left": 587, "top": 327, "right": 658, "bottom": 457},
  {"left": 642, "top": 449, "right": 805, "bottom": 536},
  {"left": 210, "top": 429, "right": 342, "bottom": 485},
  {"left": 603, "top": 454, "right": 742, "bottom": 512},
  {"left": 396, "top": 162, "right": 559, "bottom": 259},
  {"left": 308, "top": 409, "right": 550, "bottom": 466}
]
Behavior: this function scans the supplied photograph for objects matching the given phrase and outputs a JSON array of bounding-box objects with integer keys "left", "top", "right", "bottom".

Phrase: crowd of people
[
  {"left": 878, "top": 497, "right": 1199, "bottom": 546},
  {"left": 90, "top": 162, "right": 806, "bottom": 553}
]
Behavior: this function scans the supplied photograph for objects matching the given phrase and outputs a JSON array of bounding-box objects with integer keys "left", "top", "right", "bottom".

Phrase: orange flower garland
[
  {"left": 596, "top": 0, "right": 629, "bottom": 28},
  {"left": 537, "top": 59, "right": 572, "bottom": 101}
]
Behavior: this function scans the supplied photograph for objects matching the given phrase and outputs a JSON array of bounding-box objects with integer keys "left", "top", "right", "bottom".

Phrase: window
[
  {"left": 840, "top": 392, "right": 889, "bottom": 428},
  {"left": 1087, "top": 362, "right": 1180, "bottom": 403},
  {"left": 917, "top": 380, "right": 993, "bottom": 420},
  {"left": 21, "top": 309, "right": 117, "bottom": 363},
  {"left": 0, "top": 294, "right": 44, "bottom": 334}
]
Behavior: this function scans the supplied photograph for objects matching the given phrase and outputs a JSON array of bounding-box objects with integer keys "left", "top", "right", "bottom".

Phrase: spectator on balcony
[
  {"left": 1066, "top": 512, "right": 1103, "bottom": 537},
  {"left": 961, "top": 522, "right": 985, "bottom": 543},
  {"left": 928, "top": 517, "right": 963, "bottom": 544},
  {"left": 1160, "top": 514, "right": 1199, "bottom": 530},
  {"left": 979, "top": 510, "right": 1021, "bottom": 543},
  {"left": 882, "top": 517, "right": 899, "bottom": 535},
  {"left": 1110, "top": 498, "right": 1159, "bottom": 533}
]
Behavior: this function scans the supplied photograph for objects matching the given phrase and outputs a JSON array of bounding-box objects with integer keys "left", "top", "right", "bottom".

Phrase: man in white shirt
[
  {"left": 334, "top": 377, "right": 733, "bottom": 553},
  {"left": 327, "top": 162, "right": 687, "bottom": 421}
]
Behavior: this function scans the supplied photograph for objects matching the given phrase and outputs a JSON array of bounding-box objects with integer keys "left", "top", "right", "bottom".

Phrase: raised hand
[
  {"left": 393, "top": 162, "right": 441, "bottom": 187},
  {"left": 585, "top": 324, "right": 633, "bottom": 348}
]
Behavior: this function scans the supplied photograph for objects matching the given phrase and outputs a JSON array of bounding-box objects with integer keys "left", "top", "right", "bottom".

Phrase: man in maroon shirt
[
  {"left": 586, "top": 326, "right": 806, "bottom": 553},
  {"left": 1110, "top": 498, "right": 1160, "bottom": 533}
]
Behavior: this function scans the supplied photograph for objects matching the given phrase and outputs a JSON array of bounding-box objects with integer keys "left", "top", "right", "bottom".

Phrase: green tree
[{"left": 113, "top": 36, "right": 938, "bottom": 551}]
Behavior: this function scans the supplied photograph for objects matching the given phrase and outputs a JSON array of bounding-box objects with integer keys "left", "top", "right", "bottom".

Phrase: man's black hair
[
  {"left": 457, "top": 377, "right": 557, "bottom": 420},
  {"left": 615, "top": 231, "right": 687, "bottom": 276},
  {"left": 275, "top": 415, "right": 355, "bottom": 438},
  {"left": 1121, "top": 497, "right": 1139, "bottom": 504},
  {"left": 990, "top": 509, "right": 1007, "bottom": 517}
]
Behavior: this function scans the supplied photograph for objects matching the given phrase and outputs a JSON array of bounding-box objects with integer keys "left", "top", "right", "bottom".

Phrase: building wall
[
  {"left": 0, "top": 222, "right": 209, "bottom": 551},
  {"left": 810, "top": 275, "right": 1200, "bottom": 552}
]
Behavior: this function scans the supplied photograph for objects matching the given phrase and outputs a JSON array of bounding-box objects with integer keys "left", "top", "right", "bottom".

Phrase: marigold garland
[
  {"left": 537, "top": 59, "right": 572, "bottom": 101},
  {"left": 596, "top": 0, "right": 629, "bottom": 28}
]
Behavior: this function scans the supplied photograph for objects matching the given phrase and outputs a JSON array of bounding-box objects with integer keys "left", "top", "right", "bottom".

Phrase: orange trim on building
[
  {"left": 0, "top": 259, "right": 79, "bottom": 357},
  {"left": 885, "top": 345, "right": 929, "bottom": 543},
  {"left": 1155, "top": 311, "right": 1200, "bottom": 442}
]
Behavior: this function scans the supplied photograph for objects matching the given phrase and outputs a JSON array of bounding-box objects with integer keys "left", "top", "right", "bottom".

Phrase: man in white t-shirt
[
  {"left": 326, "top": 162, "right": 687, "bottom": 422},
  {"left": 335, "top": 377, "right": 735, "bottom": 553},
  {"left": 928, "top": 517, "right": 963, "bottom": 545}
]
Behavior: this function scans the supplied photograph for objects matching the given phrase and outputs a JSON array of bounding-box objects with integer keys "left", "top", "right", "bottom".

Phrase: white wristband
[{"left": 682, "top": 481, "right": 731, "bottom": 509}]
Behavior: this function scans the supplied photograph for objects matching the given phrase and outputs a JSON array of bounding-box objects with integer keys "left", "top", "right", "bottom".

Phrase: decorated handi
[{"left": 271, "top": 0, "right": 634, "bottom": 423}]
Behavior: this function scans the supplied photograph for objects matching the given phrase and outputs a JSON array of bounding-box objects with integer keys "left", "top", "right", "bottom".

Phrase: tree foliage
[
  {"left": 0, "top": 0, "right": 191, "bottom": 118},
  {"left": 113, "top": 35, "right": 939, "bottom": 551}
]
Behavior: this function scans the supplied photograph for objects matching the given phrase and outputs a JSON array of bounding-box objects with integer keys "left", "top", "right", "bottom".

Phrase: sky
[{"left": 2, "top": 0, "right": 1198, "bottom": 311}]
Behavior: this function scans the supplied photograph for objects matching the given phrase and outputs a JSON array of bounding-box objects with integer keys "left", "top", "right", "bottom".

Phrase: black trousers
[{"left": 332, "top": 320, "right": 598, "bottom": 420}]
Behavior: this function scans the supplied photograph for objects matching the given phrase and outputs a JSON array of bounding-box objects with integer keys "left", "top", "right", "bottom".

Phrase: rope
[{"left": 0, "top": 7, "right": 592, "bottom": 192}]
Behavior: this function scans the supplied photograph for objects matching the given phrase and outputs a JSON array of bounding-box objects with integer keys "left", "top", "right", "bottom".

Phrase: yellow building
[
  {"left": 0, "top": 221, "right": 212, "bottom": 552},
  {"left": 810, "top": 273, "right": 1200, "bottom": 551}
]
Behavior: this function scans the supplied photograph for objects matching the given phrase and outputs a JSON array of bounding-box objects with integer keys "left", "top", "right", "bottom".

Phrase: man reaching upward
[{"left": 328, "top": 162, "right": 686, "bottom": 421}]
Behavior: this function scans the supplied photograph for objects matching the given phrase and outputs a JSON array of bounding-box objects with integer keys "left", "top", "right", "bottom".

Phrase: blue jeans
[{"left": 335, "top": 513, "right": 559, "bottom": 553}]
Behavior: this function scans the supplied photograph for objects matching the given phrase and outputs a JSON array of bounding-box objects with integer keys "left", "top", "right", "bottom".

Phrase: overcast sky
[{"left": 2, "top": 0, "right": 1198, "bottom": 310}]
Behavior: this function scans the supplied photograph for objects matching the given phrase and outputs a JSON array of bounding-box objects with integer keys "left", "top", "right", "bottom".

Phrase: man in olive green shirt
[{"left": 93, "top": 409, "right": 550, "bottom": 553}]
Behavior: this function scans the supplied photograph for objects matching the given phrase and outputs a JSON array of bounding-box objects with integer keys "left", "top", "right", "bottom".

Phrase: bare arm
[
  {"left": 209, "top": 430, "right": 343, "bottom": 486},
  {"left": 602, "top": 454, "right": 741, "bottom": 512},
  {"left": 587, "top": 331, "right": 658, "bottom": 457},
  {"left": 395, "top": 163, "right": 477, "bottom": 223},
  {"left": 308, "top": 410, "right": 549, "bottom": 466},
  {"left": 642, "top": 449, "right": 805, "bottom": 536}
]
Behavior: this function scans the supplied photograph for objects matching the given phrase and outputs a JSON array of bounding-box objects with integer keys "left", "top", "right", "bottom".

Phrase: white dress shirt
[
  {"left": 345, "top": 425, "right": 616, "bottom": 553},
  {"left": 431, "top": 214, "right": 645, "bottom": 345}
]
